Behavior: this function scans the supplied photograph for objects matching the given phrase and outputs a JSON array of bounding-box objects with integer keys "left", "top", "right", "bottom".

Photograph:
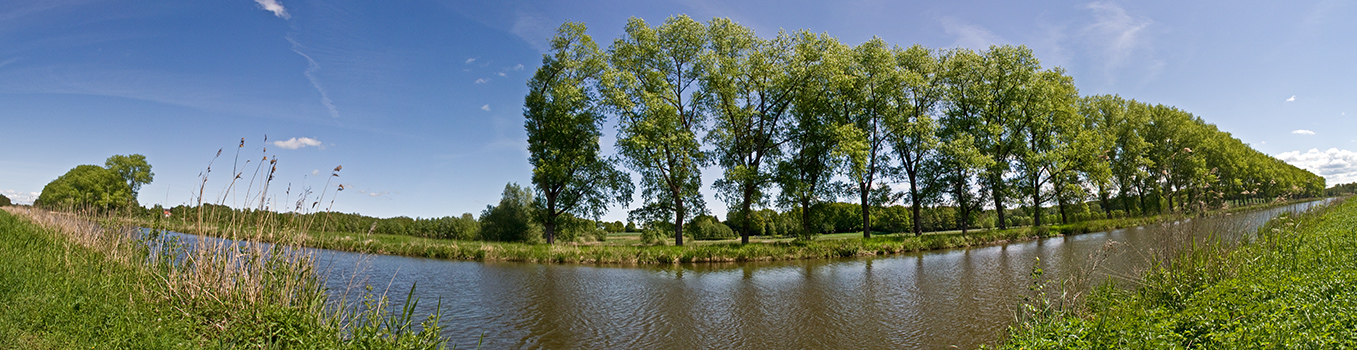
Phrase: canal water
[{"left": 171, "top": 199, "right": 1334, "bottom": 349}]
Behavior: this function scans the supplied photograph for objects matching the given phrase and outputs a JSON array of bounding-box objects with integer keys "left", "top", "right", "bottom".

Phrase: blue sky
[{"left": 2, "top": 0, "right": 1354, "bottom": 222}]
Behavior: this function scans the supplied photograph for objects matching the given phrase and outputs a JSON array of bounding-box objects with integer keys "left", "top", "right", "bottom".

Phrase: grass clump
[{"left": 1001, "top": 198, "right": 1357, "bottom": 349}]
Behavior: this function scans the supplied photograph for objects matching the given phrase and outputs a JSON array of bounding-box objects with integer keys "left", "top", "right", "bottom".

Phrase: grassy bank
[
  {"left": 0, "top": 207, "right": 447, "bottom": 349},
  {"left": 122, "top": 199, "right": 1315, "bottom": 265},
  {"left": 1002, "top": 197, "right": 1356, "bottom": 348}
]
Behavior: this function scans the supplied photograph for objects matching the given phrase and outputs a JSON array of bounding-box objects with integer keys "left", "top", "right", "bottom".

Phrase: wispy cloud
[
  {"left": 497, "top": 72, "right": 506, "bottom": 77},
  {"left": 1084, "top": 2, "right": 1153, "bottom": 76},
  {"left": 513, "top": 64, "right": 525, "bottom": 71},
  {"left": 940, "top": 17, "right": 1004, "bottom": 50},
  {"left": 274, "top": 137, "right": 324, "bottom": 150},
  {"left": 1293, "top": 129, "right": 1316, "bottom": 135},
  {"left": 253, "top": 0, "right": 290, "bottom": 19},
  {"left": 480, "top": 104, "right": 490, "bottom": 111},
  {"left": 287, "top": 36, "right": 339, "bottom": 118},
  {"left": 474, "top": 78, "right": 489, "bottom": 84},
  {"left": 511, "top": 10, "right": 552, "bottom": 52},
  {"left": 1286, "top": 95, "right": 1297, "bottom": 102},
  {"left": 1278, "top": 148, "right": 1357, "bottom": 184},
  {"left": 465, "top": 57, "right": 476, "bottom": 64}
]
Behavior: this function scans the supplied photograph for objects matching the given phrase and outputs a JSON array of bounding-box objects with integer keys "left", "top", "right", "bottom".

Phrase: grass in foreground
[
  {"left": 1002, "top": 198, "right": 1357, "bottom": 348},
  {"left": 0, "top": 207, "right": 448, "bottom": 349}
]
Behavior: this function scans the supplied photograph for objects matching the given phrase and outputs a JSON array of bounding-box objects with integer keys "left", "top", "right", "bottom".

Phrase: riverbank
[
  {"left": 130, "top": 199, "right": 1320, "bottom": 265},
  {"left": 0, "top": 207, "right": 447, "bottom": 349},
  {"left": 1002, "top": 197, "right": 1355, "bottom": 348}
]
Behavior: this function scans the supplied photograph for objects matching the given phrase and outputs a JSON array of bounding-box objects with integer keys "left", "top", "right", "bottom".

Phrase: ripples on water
[{"left": 157, "top": 200, "right": 1332, "bottom": 349}]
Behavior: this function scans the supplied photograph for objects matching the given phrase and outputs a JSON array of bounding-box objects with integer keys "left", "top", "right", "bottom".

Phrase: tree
[
  {"left": 36, "top": 165, "right": 135, "bottom": 212},
  {"left": 705, "top": 20, "right": 815, "bottom": 244},
  {"left": 526, "top": 21, "right": 635, "bottom": 244},
  {"left": 945, "top": 45, "right": 1043, "bottom": 230},
  {"left": 601, "top": 15, "right": 710, "bottom": 246},
  {"left": 886, "top": 44, "right": 946, "bottom": 236},
  {"left": 104, "top": 154, "right": 154, "bottom": 197},
  {"left": 936, "top": 48, "right": 995, "bottom": 234},
  {"left": 1011, "top": 68, "right": 1081, "bottom": 228},
  {"left": 0, "top": 194, "right": 10, "bottom": 207},
  {"left": 775, "top": 33, "right": 844, "bottom": 240},
  {"left": 479, "top": 183, "right": 542, "bottom": 243},
  {"left": 834, "top": 38, "right": 900, "bottom": 239}
]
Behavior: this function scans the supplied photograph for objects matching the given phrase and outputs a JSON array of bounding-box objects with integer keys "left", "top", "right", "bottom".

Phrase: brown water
[{"left": 311, "top": 200, "right": 1330, "bottom": 349}]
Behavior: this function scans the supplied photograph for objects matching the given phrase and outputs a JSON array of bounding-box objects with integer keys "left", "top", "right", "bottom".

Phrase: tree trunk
[
  {"left": 741, "top": 184, "right": 756, "bottom": 244},
  {"left": 1058, "top": 196, "right": 1069, "bottom": 225},
  {"left": 800, "top": 198, "right": 813, "bottom": 237},
  {"left": 545, "top": 195, "right": 557, "bottom": 244},
  {"left": 860, "top": 182, "right": 872, "bottom": 239},
  {"left": 1031, "top": 178, "right": 1042, "bottom": 228},
  {"left": 908, "top": 170, "right": 922, "bottom": 236},
  {"left": 674, "top": 188, "right": 685, "bottom": 246},
  {"left": 956, "top": 173, "right": 969, "bottom": 235},
  {"left": 992, "top": 173, "right": 1007, "bottom": 230}
]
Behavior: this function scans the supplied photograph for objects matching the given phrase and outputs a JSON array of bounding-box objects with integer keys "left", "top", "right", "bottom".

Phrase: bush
[
  {"left": 0, "top": 194, "right": 10, "bottom": 206},
  {"left": 478, "top": 183, "right": 542, "bottom": 243},
  {"left": 686, "top": 215, "right": 735, "bottom": 240}
]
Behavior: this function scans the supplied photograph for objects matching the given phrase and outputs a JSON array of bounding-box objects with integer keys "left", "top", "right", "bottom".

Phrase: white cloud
[
  {"left": 274, "top": 137, "right": 324, "bottom": 150},
  {"left": 254, "top": 0, "right": 290, "bottom": 19},
  {"left": 1286, "top": 95, "right": 1296, "bottom": 102},
  {"left": 513, "top": 64, "right": 525, "bottom": 71},
  {"left": 480, "top": 104, "right": 490, "bottom": 111},
  {"left": 311, "top": 169, "right": 320, "bottom": 176},
  {"left": 465, "top": 58, "right": 476, "bottom": 64},
  {"left": 940, "top": 17, "right": 1004, "bottom": 50},
  {"left": 474, "top": 78, "right": 489, "bottom": 84},
  {"left": 1278, "top": 148, "right": 1357, "bottom": 184},
  {"left": 2, "top": 190, "right": 39, "bottom": 205},
  {"left": 1292, "top": 129, "right": 1316, "bottom": 135},
  {"left": 497, "top": 72, "right": 506, "bottom": 77},
  {"left": 357, "top": 190, "right": 389, "bottom": 198}
]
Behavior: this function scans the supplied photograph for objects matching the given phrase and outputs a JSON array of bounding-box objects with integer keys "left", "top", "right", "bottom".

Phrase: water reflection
[{"left": 161, "top": 199, "right": 1332, "bottom": 349}]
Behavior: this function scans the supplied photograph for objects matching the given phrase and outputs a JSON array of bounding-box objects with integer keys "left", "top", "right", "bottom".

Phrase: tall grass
[
  {"left": 1001, "top": 197, "right": 1357, "bottom": 348},
  {"left": 1, "top": 138, "right": 450, "bottom": 349}
]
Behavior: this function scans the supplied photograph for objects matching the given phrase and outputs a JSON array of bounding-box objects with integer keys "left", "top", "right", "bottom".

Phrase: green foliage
[
  {"left": 1003, "top": 200, "right": 1357, "bottom": 348},
  {"left": 36, "top": 164, "right": 135, "bottom": 212},
  {"left": 685, "top": 214, "right": 735, "bottom": 240},
  {"left": 104, "top": 154, "right": 154, "bottom": 196},
  {"left": 525, "top": 21, "right": 633, "bottom": 244},
  {"left": 478, "top": 183, "right": 543, "bottom": 243},
  {"left": 602, "top": 15, "right": 710, "bottom": 246},
  {"left": 0, "top": 195, "right": 9, "bottom": 206}
]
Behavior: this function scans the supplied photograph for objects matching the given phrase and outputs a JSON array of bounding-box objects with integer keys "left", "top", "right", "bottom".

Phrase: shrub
[
  {"left": 478, "top": 183, "right": 542, "bottom": 243},
  {"left": 686, "top": 215, "right": 735, "bottom": 240}
]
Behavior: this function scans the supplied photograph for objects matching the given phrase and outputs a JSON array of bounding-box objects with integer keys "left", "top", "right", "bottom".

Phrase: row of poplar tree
[{"left": 523, "top": 16, "right": 1324, "bottom": 246}]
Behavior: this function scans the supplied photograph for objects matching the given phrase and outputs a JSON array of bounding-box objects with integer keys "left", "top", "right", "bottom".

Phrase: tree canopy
[
  {"left": 36, "top": 164, "right": 135, "bottom": 212},
  {"left": 105, "top": 154, "right": 154, "bottom": 197}
]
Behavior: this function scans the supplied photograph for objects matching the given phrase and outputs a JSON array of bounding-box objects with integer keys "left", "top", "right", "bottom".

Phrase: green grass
[
  {"left": 1001, "top": 197, "right": 1357, "bottom": 349},
  {"left": 0, "top": 207, "right": 449, "bottom": 349},
  {"left": 0, "top": 208, "right": 202, "bottom": 349}
]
